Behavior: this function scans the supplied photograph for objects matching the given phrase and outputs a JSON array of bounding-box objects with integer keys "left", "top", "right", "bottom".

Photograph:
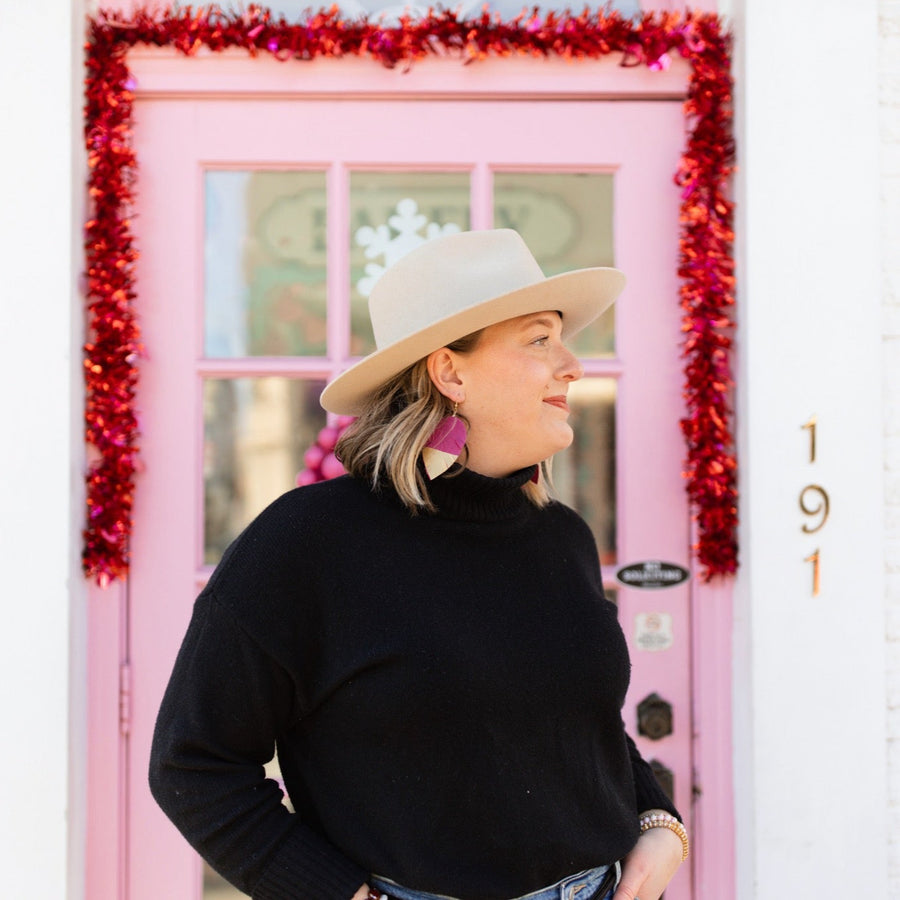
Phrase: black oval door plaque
[{"left": 615, "top": 560, "right": 689, "bottom": 589}]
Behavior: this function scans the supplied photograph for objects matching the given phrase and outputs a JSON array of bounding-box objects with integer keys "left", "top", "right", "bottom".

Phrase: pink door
[{"left": 87, "top": 56, "right": 729, "bottom": 900}]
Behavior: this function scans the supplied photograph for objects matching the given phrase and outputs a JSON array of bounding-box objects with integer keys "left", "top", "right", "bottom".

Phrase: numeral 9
[{"left": 799, "top": 484, "right": 830, "bottom": 534}]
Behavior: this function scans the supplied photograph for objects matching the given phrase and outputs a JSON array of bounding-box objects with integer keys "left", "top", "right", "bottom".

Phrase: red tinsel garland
[{"left": 83, "top": 4, "right": 737, "bottom": 585}]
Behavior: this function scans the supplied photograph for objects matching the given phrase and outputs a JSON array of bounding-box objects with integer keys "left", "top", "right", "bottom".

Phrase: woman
[{"left": 150, "top": 229, "right": 688, "bottom": 900}]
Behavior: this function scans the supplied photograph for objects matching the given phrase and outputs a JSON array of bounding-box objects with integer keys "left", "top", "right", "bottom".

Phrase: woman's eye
[{"left": 531, "top": 335, "right": 549, "bottom": 346}]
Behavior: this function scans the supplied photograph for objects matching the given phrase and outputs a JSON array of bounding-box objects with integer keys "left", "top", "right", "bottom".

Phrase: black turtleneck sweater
[{"left": 149, "top": 467, "right": 679, "bottom": 900}]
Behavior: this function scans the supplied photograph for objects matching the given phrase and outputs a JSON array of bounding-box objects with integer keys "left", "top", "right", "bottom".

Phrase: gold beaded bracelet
[{"left": 638, "top": 811, "right": 690, "bottom": 862}]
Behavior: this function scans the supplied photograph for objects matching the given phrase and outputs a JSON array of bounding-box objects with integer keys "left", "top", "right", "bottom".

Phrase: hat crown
[{"left": 368, "top": 229, "right": 545, "bottom": 350}]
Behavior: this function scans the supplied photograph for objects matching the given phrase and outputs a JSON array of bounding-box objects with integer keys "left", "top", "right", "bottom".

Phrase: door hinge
[{"left": 119, "top": 661, "right": 132, "bottom": 736}]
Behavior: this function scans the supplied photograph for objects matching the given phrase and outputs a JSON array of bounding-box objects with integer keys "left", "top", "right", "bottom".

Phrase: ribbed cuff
[
  {"left": 632, "top": 765, "right": 681, "bottom": 822},
  {"left": 253, "top": 826, "right": 368, "bottom": 900}
]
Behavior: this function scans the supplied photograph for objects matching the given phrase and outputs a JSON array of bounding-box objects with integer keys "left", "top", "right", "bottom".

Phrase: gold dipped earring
[{"left": 422, "top": 402, "right": 466, "bottom": 480}]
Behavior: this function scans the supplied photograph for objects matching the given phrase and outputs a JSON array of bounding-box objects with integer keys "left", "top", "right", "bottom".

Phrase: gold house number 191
[{"left": 800, "top": 416, "right": 830, "bottom": 596}]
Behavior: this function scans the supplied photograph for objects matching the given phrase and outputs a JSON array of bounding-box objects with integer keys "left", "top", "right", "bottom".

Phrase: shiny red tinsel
[{"left": 83, "top": 4, "right": 736, "bottom": 584}]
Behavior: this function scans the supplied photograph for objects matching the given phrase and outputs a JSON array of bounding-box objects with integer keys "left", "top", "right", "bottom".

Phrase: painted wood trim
[
  {"left": 690, "top": 577, "right": 736, "bottom": 899},
  {"left": 85, "top": 582, "right": 128, "bottom": 899},
  {"left": 126, "top": 51, "right": 693, "bottom": 100}
]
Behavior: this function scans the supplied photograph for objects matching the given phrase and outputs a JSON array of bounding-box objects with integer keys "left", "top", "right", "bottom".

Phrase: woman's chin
[
  {"left": 532, "top": 433, "right": 574, "bottom": 466},
  {"left": 551, "top": 424, "right": 575, "bottom": 453}
]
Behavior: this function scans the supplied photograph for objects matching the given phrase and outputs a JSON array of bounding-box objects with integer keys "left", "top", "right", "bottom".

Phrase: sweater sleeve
[
  {"left": 149, "top": 590, "right": 368, "bottom": 900},
  {"left": 625, "top": 731, "right": 682, "bottom": 821}
]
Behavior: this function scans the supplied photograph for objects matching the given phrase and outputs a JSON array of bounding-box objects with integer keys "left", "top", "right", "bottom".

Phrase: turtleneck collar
[{"left": 425, "top": 464, "right": 538, "bottom": 522}]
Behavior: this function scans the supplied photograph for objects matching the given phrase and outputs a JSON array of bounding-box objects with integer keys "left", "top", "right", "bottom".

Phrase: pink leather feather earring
[{"left": 422, "top": 402, "right": 467, "bottom": 480}]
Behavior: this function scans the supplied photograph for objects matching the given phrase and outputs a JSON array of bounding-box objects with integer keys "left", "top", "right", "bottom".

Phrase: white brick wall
[
  {"left": 883, "top": 1, "right": 900, "bottom": 896},
  {"left": 726, "top": 0, "right": 887, "bottom": 895},
  {"left": 0, "top": 1, "right": 84, "bottom": 896}
]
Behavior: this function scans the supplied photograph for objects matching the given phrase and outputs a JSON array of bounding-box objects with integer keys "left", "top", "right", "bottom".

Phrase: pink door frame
[{"left": 85, "top": 49, "right": 734, "bottom": 900}]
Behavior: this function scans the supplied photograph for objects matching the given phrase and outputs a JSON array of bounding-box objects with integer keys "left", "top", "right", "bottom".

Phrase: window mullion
[{"left": 327, "top": 161, "right": 351, "bottom": 391}]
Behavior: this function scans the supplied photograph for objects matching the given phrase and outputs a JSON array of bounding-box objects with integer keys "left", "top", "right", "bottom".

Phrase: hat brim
[{"left": 320, "top": 266, "right": 625, "bottom": 415}]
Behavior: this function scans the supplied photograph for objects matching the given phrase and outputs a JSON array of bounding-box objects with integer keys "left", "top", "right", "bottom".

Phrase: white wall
[
  {"left": 881, "top": 1, "right": 900, "bottom": 896},
  {"left": 0, "top": 0, "right": 85, "bottom": 896},
  {"left": 723, "top": 0, "right": 890, "bottom": 896}
]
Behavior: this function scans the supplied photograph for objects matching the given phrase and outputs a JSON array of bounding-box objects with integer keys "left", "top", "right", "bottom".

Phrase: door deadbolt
[{"left": 637, "top": 692, "right": 673, "bottom": 740}]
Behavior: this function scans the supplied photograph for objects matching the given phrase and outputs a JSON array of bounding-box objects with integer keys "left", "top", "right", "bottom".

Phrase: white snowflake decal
[{"left": 354, "top": 198, "right": 461, "bottom": 297}]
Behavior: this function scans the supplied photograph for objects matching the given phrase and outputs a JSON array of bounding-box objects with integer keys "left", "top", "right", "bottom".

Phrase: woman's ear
[{"left": 426, "top": 347, "right": 464, "bottom": 403}]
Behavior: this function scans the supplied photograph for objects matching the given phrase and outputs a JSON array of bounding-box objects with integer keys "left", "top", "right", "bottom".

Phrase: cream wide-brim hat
[{"left": 320, "top": 228, "right": 626, "bottom": 415}]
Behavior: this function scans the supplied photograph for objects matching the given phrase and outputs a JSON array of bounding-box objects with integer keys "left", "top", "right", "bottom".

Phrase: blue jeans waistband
[{"left": 370, "top": 862, "right": 620, "bottom": 900}]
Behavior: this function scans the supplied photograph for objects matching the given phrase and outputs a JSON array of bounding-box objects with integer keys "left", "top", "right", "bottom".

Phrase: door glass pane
[
  {"left": 203, "top": 863, "right": 248, "bottom": 899},
  {"left": 263, "top": 0, "right": 641, "bottom": 22},
  {"left": 493, "top": 172, "right": 615, "bottom": 357},
  {"left": 350, "top": 171, "right": 471, "bottom": 355},
  {"left": 204, "top": 377, "right": 327, "bottom": 565},
  {"left": 553, "top": 377, "right": 617, "bottom": 565},
  {"left": 205, "top": 170, "right": 328, "bottom": 358}
]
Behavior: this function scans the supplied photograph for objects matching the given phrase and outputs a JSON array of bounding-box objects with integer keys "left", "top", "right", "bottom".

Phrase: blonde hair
[{"left": 335, "top": 333, "right": 551, "bottom": 512}]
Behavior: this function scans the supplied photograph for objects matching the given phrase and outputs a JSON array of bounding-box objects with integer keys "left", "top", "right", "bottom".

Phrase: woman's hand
[
  {"left": 611, "top": 825, "right": 684, "bottom": 900},
  {"left": 351, "top": 822, "right": 684, "bottom": 900}
]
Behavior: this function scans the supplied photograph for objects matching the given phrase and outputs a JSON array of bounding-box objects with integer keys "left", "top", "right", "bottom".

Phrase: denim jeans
[{"left": 370, "top": 861, "right": 621, "bottom": 900}]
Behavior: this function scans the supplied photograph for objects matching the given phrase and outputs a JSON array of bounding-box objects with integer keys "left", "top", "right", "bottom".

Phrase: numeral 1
[
  {"left": 803, "top": 548, "right": 821, "bottom": 597},
  {"left": 801, "top": 415, "right": 817, "bottom": 464}
]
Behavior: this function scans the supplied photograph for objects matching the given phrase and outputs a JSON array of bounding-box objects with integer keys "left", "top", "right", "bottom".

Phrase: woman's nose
[{"left": 557, "top": 346, "right": 584, "bottom": 382}]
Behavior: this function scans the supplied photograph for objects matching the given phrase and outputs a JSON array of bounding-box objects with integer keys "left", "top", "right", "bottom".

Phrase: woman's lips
[{"left": 543, "top": 395, "right": 569, "bottom": 412}]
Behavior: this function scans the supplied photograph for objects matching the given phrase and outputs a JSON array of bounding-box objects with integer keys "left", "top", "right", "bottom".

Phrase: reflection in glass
[
  {"left": 350, "top": 171, "right": 470, "bottom": 355},
  {"left": 204, "top": 378, "right": 327, "bottom": 564},
  {"left": 493, "top": 172, "right": 615, "bottom": 357},
  {"left": 205, "top": 170, "right": 328, "bottom": 358},
  {"left": 553, "top": 377, "right": 617, "bottom": 565},
  {"left": 259, "top": 0, "right": 641, "bottom": 22},
  {"left": 203, "top": 864, "right": 248, "bottom": 900}
]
